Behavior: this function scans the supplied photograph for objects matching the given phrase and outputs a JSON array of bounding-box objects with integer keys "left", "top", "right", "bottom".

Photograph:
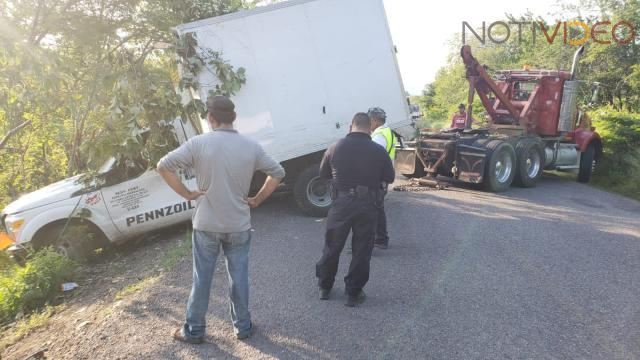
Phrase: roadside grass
[
  {"left": 112, "top": 229, "right": 192, "bottom": 300},
  {"left": 591, "top": 173, "right": 640, "bottom": 202},
  {"left": 0, "top": 305, "right": 63, "bottom": 350},
  {"left": 113, "top": 228, "right": 191, "bottom": 301},
  {"left": 160, "top": 229, "right": 192, "bottom": 271},
  {"left": 114, "top": 276, "right": 161, "bottom": 301}
]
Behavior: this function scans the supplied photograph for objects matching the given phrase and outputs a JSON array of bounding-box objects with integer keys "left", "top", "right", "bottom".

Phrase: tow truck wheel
[
  {"left": 514, "top": 138, "right": 545, "bottom": 188},
  {"left": 483, "top": 140, "right": 516, "bottom": 192},
  {"left": 577, "top": 143, "right": 596, "bottom": 183},
  {"left": 293, "top": 164, "right": 332, "bottom": 217}
]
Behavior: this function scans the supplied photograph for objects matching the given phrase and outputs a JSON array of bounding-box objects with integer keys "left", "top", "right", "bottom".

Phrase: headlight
[{"left": 5, "top": 217, "right": 25, "bottom": 234}]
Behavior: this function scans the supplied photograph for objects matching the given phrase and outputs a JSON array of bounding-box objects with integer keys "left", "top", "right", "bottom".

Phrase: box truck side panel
[
  {"left": 246, "top": 6, "right": 334, "bottom": 161},
  {"left": 178, "top": 0, "right": 411, "bottom": 162},
  {"left": 190, "top": 20, "right": 278, "bottom": 152},
  {"left": 304, "top": 0, "right": 410, "bottom": 133}
]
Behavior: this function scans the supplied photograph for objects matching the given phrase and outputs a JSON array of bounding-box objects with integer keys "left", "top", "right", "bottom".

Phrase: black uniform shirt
[{"left": 319, "top": 132, "right": 395, "bottom": 191}]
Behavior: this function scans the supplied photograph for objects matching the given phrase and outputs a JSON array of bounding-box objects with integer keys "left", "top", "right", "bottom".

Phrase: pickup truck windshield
[{"left": 98, "top": 157, "right": 117, "bottom": 174}]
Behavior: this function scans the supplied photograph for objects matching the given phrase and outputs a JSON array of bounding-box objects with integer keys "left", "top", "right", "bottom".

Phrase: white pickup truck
[
  {"left": 1, "top": 119, "right": 200, "bottom": 260},
  {"left": 1, "top": 0, "right": 412, "bottom": 260}
]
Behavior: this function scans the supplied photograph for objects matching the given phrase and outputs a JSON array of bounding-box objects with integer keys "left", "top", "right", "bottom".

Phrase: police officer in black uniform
[{"left": 315, "top": 112, "right": 395, "bottom": 307}]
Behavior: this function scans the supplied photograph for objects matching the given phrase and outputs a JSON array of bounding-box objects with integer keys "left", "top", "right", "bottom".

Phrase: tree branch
[{"left": 0, "top": 120, "right": 32, "bottom": 150}]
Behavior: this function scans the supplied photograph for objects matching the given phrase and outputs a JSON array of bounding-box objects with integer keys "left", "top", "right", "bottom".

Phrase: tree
[{"left": 0, "top": 0, "right": 251, "bottom": 208}]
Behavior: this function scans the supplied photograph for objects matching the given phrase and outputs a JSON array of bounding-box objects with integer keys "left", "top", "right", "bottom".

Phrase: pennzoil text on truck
[{"left": 0, "top": 0, "right": 415, "bottom": 262}]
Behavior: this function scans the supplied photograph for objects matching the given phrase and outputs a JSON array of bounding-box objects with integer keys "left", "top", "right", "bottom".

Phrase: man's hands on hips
[
  {"left": 247, "top": 196, "right": 261, "bottom": 209},
  {"left": 246, "top": 176, "right": 282, "bottom": 209},
  {"left": 158, "top": 167, "right": 205, "bottom": 201},
  {"left": 185, "top": 190, "right": 205, "bottom": 201}
]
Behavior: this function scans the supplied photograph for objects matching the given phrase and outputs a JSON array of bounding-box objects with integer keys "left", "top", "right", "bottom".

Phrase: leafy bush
[
  {"left": 0, "top": 251, "right": 14, "bottom": 273},
  {"left": 590, "top": 108, "right": 640, "bottom": 200},
  {"left": 0, "top": 249, "right": 76, "bottom": 324}
]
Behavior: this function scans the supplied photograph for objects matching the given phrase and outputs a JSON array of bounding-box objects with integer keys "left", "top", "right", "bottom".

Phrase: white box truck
[
  {"left": 175, "top": 0, "right": 412, "bottom": 215},
  {"left": 1, "top": 0, "right": 411, "bottom": 261}
]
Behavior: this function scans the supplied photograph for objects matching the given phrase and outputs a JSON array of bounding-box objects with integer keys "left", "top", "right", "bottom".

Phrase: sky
[{"left": 382, "top": 0, "right": 574, "bottom": 95}]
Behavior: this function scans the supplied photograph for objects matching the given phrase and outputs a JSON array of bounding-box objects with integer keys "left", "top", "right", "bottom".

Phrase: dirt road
[{"left": 4, "top": 176, "right": 640, "bottom": 359}]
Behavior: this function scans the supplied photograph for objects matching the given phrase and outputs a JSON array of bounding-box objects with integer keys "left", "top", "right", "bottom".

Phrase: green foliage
[
  {"left": 418, "top": 0, "right": 640, "bottom": 130},
  {"left": 590, "top": 109, "right": 640, "bottom": 200},
  {"left": 174, "top": 32, "right": 247, "bottom": 121},
  {"left": 0, "top": 252, "right": 14, "bottom": 273},
  {"left": 0, "top": 0, "right": 251, "bottom": 210},
  {"left": 0, "top": 249, "right": 77, "bottom": 324}
]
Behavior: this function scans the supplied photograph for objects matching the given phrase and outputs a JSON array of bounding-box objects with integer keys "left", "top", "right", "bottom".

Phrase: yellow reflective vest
[{"left": 372, "top": 126, "right": 396, "bottom": 160}]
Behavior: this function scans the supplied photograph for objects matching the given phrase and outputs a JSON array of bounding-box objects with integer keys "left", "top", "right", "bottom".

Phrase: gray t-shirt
[{"left": 157, "top": 129, "right": 285, "bottom": 233}]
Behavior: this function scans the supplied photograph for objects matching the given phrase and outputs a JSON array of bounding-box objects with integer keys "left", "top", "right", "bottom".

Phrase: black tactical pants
[
  {"left": 374, "top": 191, "right": 389, "bottom": 245},
  {"left": 316, "top": 195, "right": 377, "bottom": 296}
]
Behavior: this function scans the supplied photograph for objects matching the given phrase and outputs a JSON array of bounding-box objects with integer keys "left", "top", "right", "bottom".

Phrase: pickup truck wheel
[
  {"left": 33, "top": 222, "right": 103, "bottom": 263},
  {"left": 293, "top": 164, "right": 332, "bottom": 217},
  {"left": 514, "top": 138, "right": 545, "bottom": 188},
  {"left": 577, "top": 143, "right": 596, "bottom": 183},
  {"left": 483, "top": 140, "right": 516, "bottom": 192}
]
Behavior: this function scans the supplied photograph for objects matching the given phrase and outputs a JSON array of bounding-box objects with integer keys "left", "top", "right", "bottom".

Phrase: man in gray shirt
[{"left": 157, "top": 96, "right": 285, "bottom": 344}]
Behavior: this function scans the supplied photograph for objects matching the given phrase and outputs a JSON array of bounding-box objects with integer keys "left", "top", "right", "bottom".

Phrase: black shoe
[
  {"left": 236, "top": 323, "right": 253, "bottom": 340},
  {"left": 374, "top": 242, "right": 388, "bottom": 249},
  {"left": 345, "top": 290, "right": 366, "bottom": 307},
  {"left": 319, "top": 287, "right": 331, "bottom": 300}
]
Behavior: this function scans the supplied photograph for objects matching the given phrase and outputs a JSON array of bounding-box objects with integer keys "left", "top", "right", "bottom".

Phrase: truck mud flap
[
  {"left": 395, "top": 148, "right": 417, "bottom": 175},
  {"left": 455, "top": 144, "right": 486, "bottom": 184}
]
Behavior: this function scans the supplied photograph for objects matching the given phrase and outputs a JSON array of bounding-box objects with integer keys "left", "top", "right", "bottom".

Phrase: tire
[
  {"left": 577, "top": 143, "right": 595, "bottom": 183},
  {"left": 483, "top": 140, "right": 516, "bottom": 192},
  {"left": 33, "top": 221, "right": 103, "bottom": 263},
  {"left": 513, "top": 138, "right": 545, "bottom": 188},
  {"left": 293, "top": 164, "right": 332, "bottom": 217}
]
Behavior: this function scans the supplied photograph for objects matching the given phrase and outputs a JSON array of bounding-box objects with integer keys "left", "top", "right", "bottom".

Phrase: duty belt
[{"left": 336, "top": 185, "right": 374, "bottom": 200}]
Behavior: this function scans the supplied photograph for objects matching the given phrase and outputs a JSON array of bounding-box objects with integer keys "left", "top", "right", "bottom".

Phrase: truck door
[
  {"left": 101, "top": 122, "right": 197, "bottom": 236},
  {"left": 100, "top": 167, "right": 195, "bottom": 236}
]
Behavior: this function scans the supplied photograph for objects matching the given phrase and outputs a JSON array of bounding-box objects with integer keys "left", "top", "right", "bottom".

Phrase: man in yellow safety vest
[{"left": 368, "top": 107, "right": 396, "bottom": 249}]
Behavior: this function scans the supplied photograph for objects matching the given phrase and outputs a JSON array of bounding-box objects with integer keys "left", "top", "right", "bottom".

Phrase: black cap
[
  {"left": 206, "top": 96, "right": 236, "bottom": 124},
  {"left": 459, "top": 103, "right": 465, "bottom": 109}
]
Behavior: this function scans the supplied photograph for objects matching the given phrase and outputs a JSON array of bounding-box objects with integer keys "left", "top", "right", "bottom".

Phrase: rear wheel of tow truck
[
  {"left": 577, "top": 143, "right": 596, "bottom": 183},
  {"left": 293, "top": 164, "right": 332, "bottom": 217},
  {"left": 483, "top": 140, "right": 517, "bottom": 192},
  {"left": 513, "top": 138, "right": 545, "bottom": 188}
]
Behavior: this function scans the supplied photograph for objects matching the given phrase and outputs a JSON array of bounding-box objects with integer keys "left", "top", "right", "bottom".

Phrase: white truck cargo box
[
  {"left": 175, "top": 0, "right": 411, "bottom": 163},
  {"left": 1, "top": 0, "right": 413, "bottom": 263}
]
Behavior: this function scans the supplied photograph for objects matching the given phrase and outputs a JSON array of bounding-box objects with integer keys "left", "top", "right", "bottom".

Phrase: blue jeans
[{"left": 183, "top": 229, "right": 252, "bottom": 339}]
